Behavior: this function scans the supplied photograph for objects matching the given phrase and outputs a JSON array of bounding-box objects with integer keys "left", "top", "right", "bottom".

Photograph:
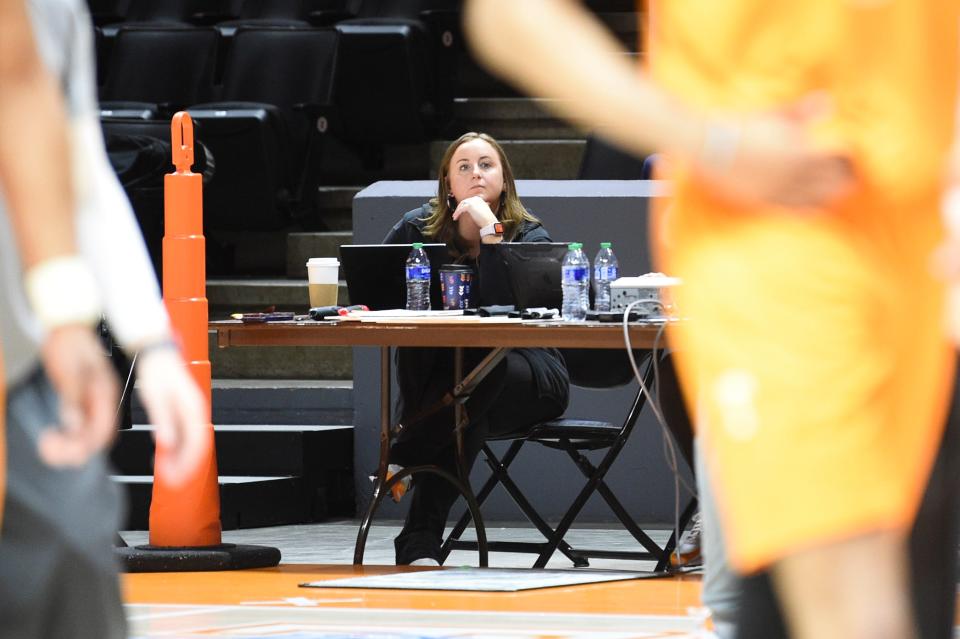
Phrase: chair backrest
[
  {"left": 559, "top": 348, "right": 646, "bottom": 389},
  {"left": 219, "top": 27, "right": 337, "bottom": 106},
  {"left": 101, "top": 27, "right": 219, "bottom": 105}
]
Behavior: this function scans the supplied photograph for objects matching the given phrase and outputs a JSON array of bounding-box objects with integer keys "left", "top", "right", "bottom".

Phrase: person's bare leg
[{"left": 771, "top": 529, "right": 915, "bottom": 639}]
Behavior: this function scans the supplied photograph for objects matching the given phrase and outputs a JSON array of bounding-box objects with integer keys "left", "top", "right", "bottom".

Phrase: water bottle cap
[
  {"left": 600, "top": 242, "right": 611, "bottom": 249},
  {"left": 412, "top": 242, "right": 424, "bottom": 249},
  {"left": 568, "top": 242, "right": 581, "bottom": 250}
]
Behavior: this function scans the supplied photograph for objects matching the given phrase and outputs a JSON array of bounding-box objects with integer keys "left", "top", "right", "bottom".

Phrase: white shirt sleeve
[{"left": 71, "top": 115, "right": 173, "bottom": 353}]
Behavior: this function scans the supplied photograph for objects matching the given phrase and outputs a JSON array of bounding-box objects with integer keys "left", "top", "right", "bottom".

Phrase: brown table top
[{"left": 210, "top": 318, "right": 672, "bottom": 350}]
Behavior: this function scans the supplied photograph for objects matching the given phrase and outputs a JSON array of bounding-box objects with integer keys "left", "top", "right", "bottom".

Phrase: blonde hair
[{"left": 421, "top": 132, "right": 539, "bottom": 249}]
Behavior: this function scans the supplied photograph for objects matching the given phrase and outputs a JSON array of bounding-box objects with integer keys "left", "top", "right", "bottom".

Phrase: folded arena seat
[
  {"left": 211, "top": 0, "right": 311, "bottom": 38},
  {"left": 186, "top": 26, "right": 338, "bottom": 231},
  {"left": 98, "top": 26, "right": 220, "bottom": 120},
  {"left": 332, "top": 0, "right": 459, "bottom": 156}
]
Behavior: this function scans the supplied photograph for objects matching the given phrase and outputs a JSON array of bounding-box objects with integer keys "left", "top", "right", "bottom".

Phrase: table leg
[
  {"left": 353, "top": 346, "right": 392, "bottom": 564},
  {"left": 452, "top": 347, "right": 490, "bottom": 567},
  {"left": 354, "top": 345, "right": 501, "bottom": 567}
]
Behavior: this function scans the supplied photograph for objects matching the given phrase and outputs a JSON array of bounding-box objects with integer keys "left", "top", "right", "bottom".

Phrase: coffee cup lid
[
  {"left": 306, "top": 257, "right": 340, "bottom": 267},
  {"left": 439, "top": 263, "right": 473, "bottom": 272}
]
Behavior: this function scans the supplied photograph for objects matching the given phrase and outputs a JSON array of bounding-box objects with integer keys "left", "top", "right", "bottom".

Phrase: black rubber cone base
[{"left": 116, "top": 543, "right": 281, "bottom": 572}]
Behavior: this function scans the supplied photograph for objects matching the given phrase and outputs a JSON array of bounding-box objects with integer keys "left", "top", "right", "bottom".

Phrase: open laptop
[
  {"left": 477, "top": 242, "right": 568, "bottom": 310},
  {"left": 340, "top": 244, "right": 450, "bottom": 310}
]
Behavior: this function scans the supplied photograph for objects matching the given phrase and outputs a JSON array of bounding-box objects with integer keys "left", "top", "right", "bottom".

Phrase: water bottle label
[
  {"left": 406, "top": 266, "right": 430, "bottom": 280},
  {"left": 594, "top": 266, "right": 619, "bottom": 280},
  {"left": 562, "top": 266, "right": 588, "bottom": 283}
]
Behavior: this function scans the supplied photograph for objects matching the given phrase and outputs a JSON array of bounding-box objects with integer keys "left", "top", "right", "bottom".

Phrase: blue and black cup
[{"left": 440, "top": 264, "right": 474, "bottom": 310}]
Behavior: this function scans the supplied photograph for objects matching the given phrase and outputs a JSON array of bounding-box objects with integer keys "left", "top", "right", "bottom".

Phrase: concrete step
[
  {"left": 209, "top": 327, "right": 353, "bottom": 379},
  {"left": 205, "top": 280, "right": 353, "bottom": 378},
  {"left": 206, "top": 277, "right": 350, "bottom": 313},
  {"left": 300, "top": 185, "right": 363, "bottom": 232},
  {"left": 286, "top": 230, "right": 353, "bottom": 279},
  {"left": 133, "top": 378, "right": 354, "bottom": 425},
  {"left": 113, "top": 423, "right": 352, "bottom": 477},
  {"left": 452, "top": 98, "right": 580, "bottom": 141},
  {"left": 113, "top": 474, "right": 333, "bottom": 530},
  {"left": 206, "top": 229, "right": 288, "bottom": 276},
  {"left": 430, "top": 139, "right": 586, "bottom": 180}
]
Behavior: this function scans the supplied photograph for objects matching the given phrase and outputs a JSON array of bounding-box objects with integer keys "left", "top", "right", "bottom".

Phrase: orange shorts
[{"left": 662, "top": 188, "right": 955, "bottom": 573}]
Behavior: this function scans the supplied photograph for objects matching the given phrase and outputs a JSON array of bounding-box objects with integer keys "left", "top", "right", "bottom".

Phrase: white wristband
[{"left": 24, "top": 255, "right": 102, "bottom": 330}]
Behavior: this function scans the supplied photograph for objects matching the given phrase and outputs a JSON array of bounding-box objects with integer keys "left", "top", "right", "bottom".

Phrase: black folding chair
[{"left": 442, "top": 349, "right": 697, "bottom": 570}]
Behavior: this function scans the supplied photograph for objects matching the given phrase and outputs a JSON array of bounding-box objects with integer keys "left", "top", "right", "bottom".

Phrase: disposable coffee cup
[
  {"left": 306, "top": 257, "right": 339, "bottom": 308},
  {"left": 439, "top": 264, "right": 474, "bottom": 310}
]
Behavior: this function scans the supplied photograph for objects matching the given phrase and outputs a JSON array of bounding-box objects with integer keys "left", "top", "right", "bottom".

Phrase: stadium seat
[
  {"left": 99, "top": 26, "right": 220, "bottom": 120},
  {"left": 186, "top": 27, "right": 338, "bottom": 231},
  {"left": 331, "top": 0, "right": 458, "bottom": 155},
  {"left": 94, "top": 0, "right": 197, "bottom": 38},
  {"left": 213, "top": 0, "right": 311, "bottom": 38}
]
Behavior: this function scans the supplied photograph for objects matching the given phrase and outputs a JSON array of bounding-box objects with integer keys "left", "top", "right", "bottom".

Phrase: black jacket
[{"left": 384, "top": 204, "right": 569, "bottom": 423}]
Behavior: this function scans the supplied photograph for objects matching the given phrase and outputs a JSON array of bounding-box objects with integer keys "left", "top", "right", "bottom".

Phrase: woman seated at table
[{"left": 382, "top": 131, "right": 570, "bottom": 566}]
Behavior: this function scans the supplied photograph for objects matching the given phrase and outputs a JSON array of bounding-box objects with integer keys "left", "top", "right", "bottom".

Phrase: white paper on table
[{"left": 341, "top": 310, "right": 524, "bottom": 323}]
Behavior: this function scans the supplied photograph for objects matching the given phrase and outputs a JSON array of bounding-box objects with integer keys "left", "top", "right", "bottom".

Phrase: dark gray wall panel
[{"left": 351, "top": 180, "right": 694, "bottom": 527}]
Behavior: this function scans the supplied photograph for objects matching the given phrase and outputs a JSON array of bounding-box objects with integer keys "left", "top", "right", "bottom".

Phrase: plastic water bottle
[
  {"left": 405, "top": 242, "right": 431, "bottom": 310},
  {"left": 593, "top": 242, "right": 619, "bottom": 312},
  {"left": 561, "top": 242, "right": 589, "bottom": 321}
]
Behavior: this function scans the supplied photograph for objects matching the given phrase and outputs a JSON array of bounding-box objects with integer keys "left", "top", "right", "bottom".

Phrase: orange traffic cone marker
[{"left": 117, "top": 112, "right": 279, "bottom": 571}]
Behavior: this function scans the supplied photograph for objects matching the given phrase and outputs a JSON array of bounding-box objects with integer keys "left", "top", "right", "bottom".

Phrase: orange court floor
[
  {"left": 123, "top": 564, "right": 960, "bottom": 638},
  {"left": 123, "top": 564, "right": 711, "bottom": 638}
]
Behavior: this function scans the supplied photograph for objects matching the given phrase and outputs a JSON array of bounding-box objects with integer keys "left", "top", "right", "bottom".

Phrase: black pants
[
  {"left": 390, "top": 351, "right": 564, "bottom": 564},
  {"left": 736, "top": 372, "right": 960, "bottom": 639}
]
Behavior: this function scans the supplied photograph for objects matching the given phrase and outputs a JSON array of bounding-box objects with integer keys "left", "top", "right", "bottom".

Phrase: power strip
[{"left": 609, "top": 274, "right": 682, "bottom": 315}]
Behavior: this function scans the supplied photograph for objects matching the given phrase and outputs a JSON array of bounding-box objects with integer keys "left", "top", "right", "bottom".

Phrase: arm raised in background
[{"left": 463, "top": 0, "right": 851, "bottom": 209}]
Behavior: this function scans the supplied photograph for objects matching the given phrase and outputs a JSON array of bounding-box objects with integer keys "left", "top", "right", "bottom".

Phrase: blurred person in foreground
[
  {"left": 0, "top": 0, "right": 210, "bottom": 637},
  {"left": 464, "top": 1, "right": 960, "bottom": 638}
]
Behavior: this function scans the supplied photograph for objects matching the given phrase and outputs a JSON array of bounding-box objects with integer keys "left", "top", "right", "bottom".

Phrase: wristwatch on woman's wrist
[{"left": 479, "top": 221, "right": 504, "bottom": 238}]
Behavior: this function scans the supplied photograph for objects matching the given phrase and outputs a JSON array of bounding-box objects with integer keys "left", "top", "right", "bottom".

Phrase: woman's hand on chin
[{"left": 452, "top": 195, "right": 498, "bottom": 228}]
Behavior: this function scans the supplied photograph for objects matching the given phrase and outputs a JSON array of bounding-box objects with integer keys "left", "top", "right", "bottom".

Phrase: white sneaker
[
  {"left": 409, "top": 558, "right": 441, "bottom": 567},
  {"left": 670, "top": 510, "right": 702, "bottom": 568}
]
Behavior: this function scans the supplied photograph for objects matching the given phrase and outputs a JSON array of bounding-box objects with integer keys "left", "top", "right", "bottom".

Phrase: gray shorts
[{"left": 0, "top": 368, "right": 126, "bottom": 639}]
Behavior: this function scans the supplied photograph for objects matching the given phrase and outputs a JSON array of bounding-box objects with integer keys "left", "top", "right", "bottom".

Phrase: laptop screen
[
  {"left": 477, "top": 242, "right": 567, "bottom": 310},
  {"left": 340, "top": 244, "right": 450, "bottom": 310}
]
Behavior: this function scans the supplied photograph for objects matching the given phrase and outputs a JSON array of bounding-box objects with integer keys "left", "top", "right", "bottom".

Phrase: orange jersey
[{"left": 646, "top": 0, "right": 959, "bottom": 572}]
